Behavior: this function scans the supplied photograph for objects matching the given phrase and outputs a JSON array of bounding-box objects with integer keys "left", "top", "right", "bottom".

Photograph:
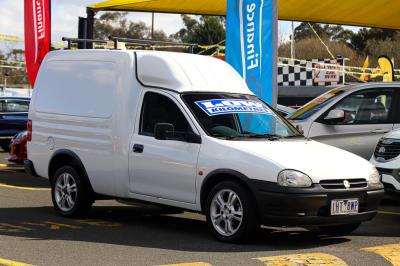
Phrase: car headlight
[
  {"left": 277, "top": 170, "right": 313, "bottom": 188},
  {"left": 368, "top": 167, "right": 381, "bottom": 186}
]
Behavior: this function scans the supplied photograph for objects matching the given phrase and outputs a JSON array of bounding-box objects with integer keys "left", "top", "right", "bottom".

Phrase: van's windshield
[{"left": 182, "top": 93, "right": 302, "bottom": 140}]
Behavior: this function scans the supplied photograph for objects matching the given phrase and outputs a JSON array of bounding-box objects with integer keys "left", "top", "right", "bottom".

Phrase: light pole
[
  {"left": 3, "top": 73, "right": 8, "bottom": 89},
  {"left": 291, "top": 21, "right": 295, "bottom": 59},
  {"left": 151, "top": 12, "right": 155, "bottom": 40}
]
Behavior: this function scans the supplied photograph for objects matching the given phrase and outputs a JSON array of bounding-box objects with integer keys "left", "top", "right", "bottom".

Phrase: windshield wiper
[
  {"left": 247, "top": 134, "right": 282, "bottom": 140},
  {"left": 282, "top": 134, "right": 305, "bottom": 139},
  {"left": 216, "top": 134, "right": 283, "bottom": 141}
]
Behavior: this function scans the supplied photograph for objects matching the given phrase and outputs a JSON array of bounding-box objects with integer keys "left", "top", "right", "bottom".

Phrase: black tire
[
  {"left": 205, "top": 181, "right": 260, "bottom": 243},
  {"left": 319, "top": 223, "right": 361, "bottom": 237},
  {"left": 51, "top": 166, "right": 93, "bottom": 217},
  {"left": 0, "top": 141, "right": 10, "bottom": 152}
]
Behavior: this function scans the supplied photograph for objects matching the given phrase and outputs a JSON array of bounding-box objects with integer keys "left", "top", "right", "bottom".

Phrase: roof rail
[
  {"left": 62, "top": 37, "right": 107, "bottom": 49},
  {"left": 61, "top": 36, "right": 198, "bottom": 53},
  {"left": 108, "top": 36, "right": 198, "bottom": 53}
]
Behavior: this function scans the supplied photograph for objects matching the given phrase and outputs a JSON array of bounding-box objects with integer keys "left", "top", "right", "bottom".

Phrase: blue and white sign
[
  {"left": 226, "top": 0, "right": 277, "bottom": 105},
  {"left": 195, "top": 99, "right": 272, "bottom": 116}
]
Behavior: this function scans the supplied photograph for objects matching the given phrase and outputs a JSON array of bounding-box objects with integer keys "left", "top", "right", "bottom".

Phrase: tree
[
  {"left": 350, "top": 28, "right": 398, "bottom": 52},
  {"left": 94, "top": 12, "right": 168, "bottom": 41},
  {"left": 0, "top": 49, "right": 29, "bottom": 86},
  {"left": 171, "top": 15, "right": 225, "bottom": 45},
  {"left": 279, "top": 37, "right": 363, "bottom": 66},
  {"left": 364, "top": 33, "right": 400, "bottom": 64},
  {"left": 294, "top": 23, "right": 353, "bottom": 43}
]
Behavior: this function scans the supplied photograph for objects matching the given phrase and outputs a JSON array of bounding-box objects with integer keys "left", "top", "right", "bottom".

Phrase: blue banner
[{"left": 226, "top": 0, "right": 276, "bottom": 105}]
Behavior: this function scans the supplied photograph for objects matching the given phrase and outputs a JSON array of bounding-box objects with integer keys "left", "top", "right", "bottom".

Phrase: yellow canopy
[{"left": 89, "top": 0, "right": 400, "bottom": 29}]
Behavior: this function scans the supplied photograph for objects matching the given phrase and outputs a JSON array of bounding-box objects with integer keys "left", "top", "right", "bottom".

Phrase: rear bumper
[
  {"left": 24, "top": 160, "right": 38, "bottom": 177},
  {"left": 249, "top": 180, "right": 384, "bottom": 226}
]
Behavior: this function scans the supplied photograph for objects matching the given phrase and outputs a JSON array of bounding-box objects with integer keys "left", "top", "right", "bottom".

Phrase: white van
[{"left": 26, "top": 50, "right": 384, "bottom": 242}]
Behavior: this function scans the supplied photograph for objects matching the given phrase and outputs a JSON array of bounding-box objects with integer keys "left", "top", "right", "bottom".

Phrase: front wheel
[
  {"left": 51, "top": 166, "right": 93, "bottom": 217},
  {"left": 205, "top": 181, "right": 260, "bottom": 243},
  {"left": 319, "top": 223, "right": 361, "bottom": 237}
]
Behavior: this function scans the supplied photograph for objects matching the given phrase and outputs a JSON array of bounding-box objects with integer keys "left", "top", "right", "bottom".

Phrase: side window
[
  {"left": 6, "top": 100, "right": 29, "bottom": 112},
  {"left": 140, "top": 92, "right": 191, "bottom": 137},
  {"left": 328, "top": 89, "right": 394, "bottom": 125}
]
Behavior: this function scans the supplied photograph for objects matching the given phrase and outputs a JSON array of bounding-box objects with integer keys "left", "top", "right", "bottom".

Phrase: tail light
[{"left": 27, "top": 120, "right": 32, "bottom": 142}]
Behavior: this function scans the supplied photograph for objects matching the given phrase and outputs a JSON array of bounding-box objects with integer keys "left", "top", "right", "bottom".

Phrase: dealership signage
[
  {"left": 196, "top": 99, "right": 272, "bottom": 116},
  {"left": 24, "top": 0, "right": 51, "bottom": 86},
  {"left": 313, "top": 62, "right": 340, "bottom": 83},
  {"left": 226, "top": 0, "right": 277, "bottom": 105}
]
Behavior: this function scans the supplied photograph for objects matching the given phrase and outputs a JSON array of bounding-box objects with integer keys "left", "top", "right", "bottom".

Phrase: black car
[{"left": 0, "top": 97, "right": 30, "bottom": 151}]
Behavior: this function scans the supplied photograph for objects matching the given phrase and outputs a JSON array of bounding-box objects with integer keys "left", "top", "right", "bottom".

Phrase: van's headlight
[
  {"left": 277, "top": 170, "right": 312, "bottom": 188},
  {"left": 368, "top": 167, "right": 381, "bottom": 186}
]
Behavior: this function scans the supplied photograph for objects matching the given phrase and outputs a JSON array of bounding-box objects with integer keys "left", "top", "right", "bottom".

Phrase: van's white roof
[
  {"left": 44, "top": 50, "right": 253, "bottom": 95},
  {"left": 135, "top": 50, "right": 253, "bottom": 94}
]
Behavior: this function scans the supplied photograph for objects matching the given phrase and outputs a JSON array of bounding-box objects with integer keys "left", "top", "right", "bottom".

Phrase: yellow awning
[{"left": 89, "top": 0, "right": 400, "bottom": 29}]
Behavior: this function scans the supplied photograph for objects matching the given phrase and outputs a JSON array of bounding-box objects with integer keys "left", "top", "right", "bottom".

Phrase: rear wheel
[
  {"left": 51, "top": 166, "right": 93, "bottom": 217},
  {"left": 319, "top": 223, "right": 361, "bottom": 236},
  {"left": 205, "top": 181, "right": 260, "bottom": 243}
]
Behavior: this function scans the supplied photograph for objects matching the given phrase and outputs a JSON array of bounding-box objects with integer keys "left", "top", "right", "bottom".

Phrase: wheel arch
[
  {"left": 200, "top": 169, "right": 256, "bottom": 212},
  {"left": 48, "top": 149, "right": 94, "bottom": 193}
]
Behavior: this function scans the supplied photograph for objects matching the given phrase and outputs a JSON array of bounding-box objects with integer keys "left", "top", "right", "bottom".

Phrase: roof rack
[
  {"left": 62, "top": 37, "right": 108, "bottom": 49},
  {"left": 108, "top": 36, "right": 198, "bottom": 53},
  {"left": 61, "top": 36, "right": 198, "bottom": 53}
]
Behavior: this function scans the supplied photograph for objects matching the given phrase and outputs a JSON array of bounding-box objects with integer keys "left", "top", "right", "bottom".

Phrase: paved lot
[{"left": 0, "top": 153, "right": 400, "bottom": 266}]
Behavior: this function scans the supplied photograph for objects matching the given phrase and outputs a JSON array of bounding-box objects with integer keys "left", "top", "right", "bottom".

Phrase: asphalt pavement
[{"left": 0, "top": 152, "right": 399, "bottom": 266}]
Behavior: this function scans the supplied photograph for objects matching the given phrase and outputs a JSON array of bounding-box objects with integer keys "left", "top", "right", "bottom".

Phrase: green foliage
[
  {"left": 93, "top": 12, "right": 168, "bottom": 41},
  {"left": 288, "top": 22, "right": 400, "bottom": 71},
  {"left": 294, "top": 23, "right": 353, "bottom": 43},
  {"left": 350, "top": 28, "right": 397, "bottom": 52},
  {"left": 0, "top": 49, "right": 28, "bottom": 86},
  {"left": 171, "top": 15, "right": 225, "bottom": 45}
]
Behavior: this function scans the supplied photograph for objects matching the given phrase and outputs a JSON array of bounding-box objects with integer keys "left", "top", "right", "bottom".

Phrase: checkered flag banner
[{"left": 278, "top": 58, "right": 344, "bottom": 86}]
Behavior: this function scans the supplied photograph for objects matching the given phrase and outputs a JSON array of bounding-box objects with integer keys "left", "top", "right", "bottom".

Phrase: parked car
[
  {"left": 8, "top": 130, "right": 28, "bottom": 164},
  {"left": 287, "top": 83, "right": 400, "bottom": 160},
  {"left": 0, "top": 97, "right": 30, "bottom": 152},
  {"left": 277, "top": 104, "right": 295, "bottom": 117},
  {"left": 370, "top": 129, "right": 400, "bottom": 195},
  {"left": 26, "top": 50, "right": 383, "bottom": 242}
]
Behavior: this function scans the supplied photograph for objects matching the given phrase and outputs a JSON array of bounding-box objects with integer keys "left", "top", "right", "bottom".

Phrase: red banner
[{"left": 24, "top": 0, "right": 51, "bottom": 87}]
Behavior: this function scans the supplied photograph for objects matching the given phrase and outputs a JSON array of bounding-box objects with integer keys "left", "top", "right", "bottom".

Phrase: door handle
[
  {"left": 370, "top": 129, "right": 389, "bottom": 133},
  {"left": 133, "top": 144, "right": 144, "bottom": 153}
]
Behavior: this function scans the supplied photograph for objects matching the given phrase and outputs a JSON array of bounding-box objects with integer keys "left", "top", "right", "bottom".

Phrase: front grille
[
  {"left": 374, "top": 138, "right": 400, "bottom": 161},
  {"left": 320, "top": 179, "right": 367, "bottom": 189}
]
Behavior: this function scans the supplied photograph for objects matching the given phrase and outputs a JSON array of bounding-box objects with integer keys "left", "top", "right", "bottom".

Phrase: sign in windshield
[{"left": 195, "top": 99, "right": 273, "bottom": 116}]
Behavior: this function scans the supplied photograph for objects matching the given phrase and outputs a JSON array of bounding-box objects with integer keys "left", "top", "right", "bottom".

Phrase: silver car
[{"left": 287, "top": 83, "right": 400, "bottom": 159}]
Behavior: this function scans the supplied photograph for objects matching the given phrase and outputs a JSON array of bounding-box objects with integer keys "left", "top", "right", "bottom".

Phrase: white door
[
  {"left": 129, "top": 91, "right": 200, "bottom": 203},
  {"left": 309, "top": 87, "right": 395, "bottom": 160}
]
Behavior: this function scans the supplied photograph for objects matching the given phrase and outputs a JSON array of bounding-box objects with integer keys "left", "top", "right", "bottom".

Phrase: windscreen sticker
[{"left": 195, "top": 99, "right": 273, "bottom": 116}]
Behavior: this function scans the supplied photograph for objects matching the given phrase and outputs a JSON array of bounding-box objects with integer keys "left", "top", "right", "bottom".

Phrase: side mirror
[
  {"left": 154, "top": 123, "right": 174, "bottom": 140},
  {"left": 185, "top": 132, "right": 202, "bottom": 144},
  {"left": 324, "top": 109, "right": 345, "bottom": 123}
]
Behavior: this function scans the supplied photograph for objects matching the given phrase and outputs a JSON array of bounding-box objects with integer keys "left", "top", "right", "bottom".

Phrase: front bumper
[
  {"left": 375, "top": 168, "right": 400, "bottom": 196},
  {"left": 249, "top": 180, "right": 384, "bottom": 226}
]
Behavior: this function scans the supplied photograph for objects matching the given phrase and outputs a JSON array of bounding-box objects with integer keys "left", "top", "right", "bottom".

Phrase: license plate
[{"left": 330, "top": 199, "right": 359, "bottom": 215}]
